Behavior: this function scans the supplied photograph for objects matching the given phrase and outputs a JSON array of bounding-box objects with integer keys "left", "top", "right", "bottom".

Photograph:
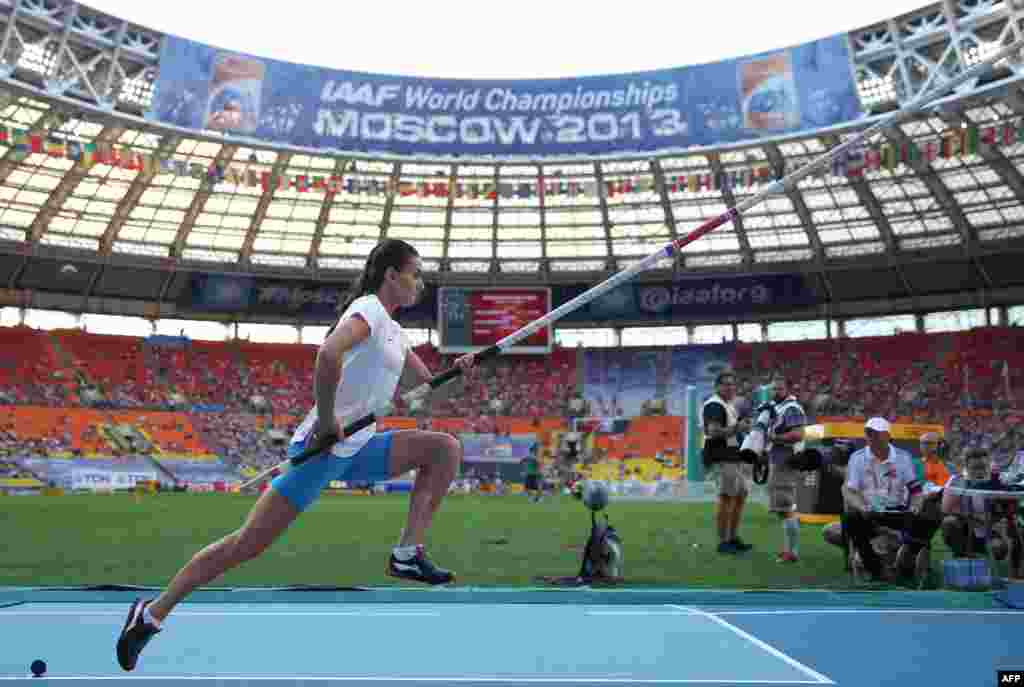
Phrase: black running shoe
[
  {"left": 730, "top": 537, "right": 753, "bottom": 552},
  {"left": 387, "top": 547, "right": 455, "bottom": 585},
  {"left": 116, "top": 599, "right": 161, "bottom": 672}
]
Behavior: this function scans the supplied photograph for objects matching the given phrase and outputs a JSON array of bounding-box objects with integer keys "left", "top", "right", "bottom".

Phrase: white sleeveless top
[{"left": 292, "top": 295, "right": 408, "bottom": 457}]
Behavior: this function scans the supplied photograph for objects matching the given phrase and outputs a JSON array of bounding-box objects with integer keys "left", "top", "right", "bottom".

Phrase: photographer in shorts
[
  {"left": 701, "top": 371, "right": 752, "bottom": 554},
  {"left": 764, "top": 373, "right": 807, "bottom": 563}
]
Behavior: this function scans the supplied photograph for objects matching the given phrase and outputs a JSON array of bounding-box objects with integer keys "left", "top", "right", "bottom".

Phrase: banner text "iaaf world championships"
[{"left": 315, "top": 80, "right": 685, "bottom": 147}]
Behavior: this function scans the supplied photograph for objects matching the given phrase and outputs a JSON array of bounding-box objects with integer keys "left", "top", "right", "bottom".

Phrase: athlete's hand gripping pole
[{"left": 239, "top": 38, "right": 1023, "bottom": 492}]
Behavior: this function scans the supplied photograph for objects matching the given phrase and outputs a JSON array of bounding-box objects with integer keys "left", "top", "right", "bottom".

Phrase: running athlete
[{"left": 116, "top": 239, "right": 475, "bottom": 671}]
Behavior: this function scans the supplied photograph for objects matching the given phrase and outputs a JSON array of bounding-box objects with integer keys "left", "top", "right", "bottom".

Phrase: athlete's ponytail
[{"left": 338, "top": 239, "right": 419, "bottom": 313}]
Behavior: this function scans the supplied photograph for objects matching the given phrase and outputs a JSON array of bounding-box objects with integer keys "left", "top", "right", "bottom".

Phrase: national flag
[
  {"left": 905, "top": 141, "right": 920, "bottom": 164},
  {"left": 941, "top": 133, "right": 959, "bottom": 159},
  {"left": 962, "top": 125, "right": 979, "bottom": 156}
]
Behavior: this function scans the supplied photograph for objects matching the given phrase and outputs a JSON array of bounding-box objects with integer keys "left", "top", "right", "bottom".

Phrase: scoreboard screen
[{"left": 438, "top": 287, "right": 552, "bottom": 354}]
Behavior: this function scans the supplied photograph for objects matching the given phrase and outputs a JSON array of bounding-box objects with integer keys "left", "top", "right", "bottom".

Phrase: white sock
[
  {"left": 393, "top": 545, "right": 417, "bottom": 561},
  {"left": 142, "top": 604, "right": 161, "bottom": 628}
]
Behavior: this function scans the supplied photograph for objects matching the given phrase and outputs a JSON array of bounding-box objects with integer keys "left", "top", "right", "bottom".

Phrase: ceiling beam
[
  {"left": 489, "top": 165, "right": 499, "bottom": 275},
  {"left": 308, "top": 157, "right": 350, "bottom": 271},
  {"left": 168, "top": 144, "right": 238, "bottom": 259},
  {"left": 0, "top": 108, "right": 68, "bottom": 188},
  {"left": 763, "top": 143, "right": 832, "bottom": 301},
  {"left": 27, "top": 125, "right": 125, "bottom": 243},
  {"left": 592, "top": 162, "right": 615, "bottom": 273},
  {"left": 378, "top": 162, "right": 403, "bottom": 240},
  {"left": 882, "top": 124, "right": 989, "bottom": 287},
  {"left": 705, "top": 153, "right": 753, "bottom": 267},
  {"left": 537, "top": 164, "right": 549, "bottom": 279},
  {"left": 99, "top": 134, "right": 182, "bottom": 255},
  {"left": 821, "top": 133, "right": 917, "bottom": 303},
  {"left": 238, "top": 152, "right": 292, "bottom": 265},
  {"left": 932, "top": 104, "right": 1024, "bottom": 289},
  {"left": 440, "top": 163, "right": 457, "bottom": 273}
]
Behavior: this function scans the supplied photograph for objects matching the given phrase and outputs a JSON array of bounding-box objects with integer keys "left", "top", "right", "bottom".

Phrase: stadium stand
[{"left": 3, "top": 325, "right": 1023, "bottom": 485}]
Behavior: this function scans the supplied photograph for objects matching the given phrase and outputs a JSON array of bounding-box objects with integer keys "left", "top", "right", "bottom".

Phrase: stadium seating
[
  {"left": 3, "top": 324, "right": 1024, "bottom": 477},
  {"left": 0, "top": 326, "right": 74, "bottom": 406}
]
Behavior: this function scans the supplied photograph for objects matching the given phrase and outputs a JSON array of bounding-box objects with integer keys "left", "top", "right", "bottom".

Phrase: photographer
[
  {"left": 762, "top": 373, "right": 807, "bottom": 563},
  {"left": 701, "top": 371, "right": 751, "bottom": 554},
  {"left": 941, "top": 448, "right": 1020, "bottom": 572},
  {"left": 843, "top": 418, "right": 942, "bottom": 583}
]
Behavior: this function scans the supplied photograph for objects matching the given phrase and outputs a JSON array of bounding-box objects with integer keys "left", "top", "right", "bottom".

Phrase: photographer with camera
[
  {"left": 843, "top": 418, "right": 942, "bottom": 584},
  {"left": 737, "top": 373, "right": 807, "bottom": 563},
  {"left": 941, "top": 448, "right": 1021, "bottom": 574},
  {"left": 701, "top": 371, "right": 752, "bottom": 555},
  {"left": 764, "top": 374, "right": 808, "bottom": 563}
]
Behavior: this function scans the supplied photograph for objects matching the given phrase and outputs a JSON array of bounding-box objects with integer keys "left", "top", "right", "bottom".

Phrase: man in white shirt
[{"left": 843, "top": 417, "right": 942, "bottom": 582}]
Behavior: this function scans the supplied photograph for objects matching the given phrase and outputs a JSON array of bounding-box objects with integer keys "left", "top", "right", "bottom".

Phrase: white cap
[{"left": 865, "top": 417, "right": 891, "bottom": 434}]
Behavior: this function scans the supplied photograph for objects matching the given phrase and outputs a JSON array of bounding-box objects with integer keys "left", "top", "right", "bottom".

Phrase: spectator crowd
[{"left": 0, "top": 324, "right": 1022, "bottom": 471}]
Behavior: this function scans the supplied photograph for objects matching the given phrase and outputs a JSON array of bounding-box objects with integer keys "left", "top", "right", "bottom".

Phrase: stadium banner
[
  {"left": 553, "top": 273, "right": 817, "bottom": 323},
  {"left": 71, "top": 468, "right": 158, "bottom": 491},
  {"left": 181, "top": 273, "right": 437, "bottom": 320},
  {"left": 181, "top": 272, "right": 814, "bottom": 323},
  {"left": 460, "top": 433, "right": 537, "bottom": 464},
  {"left": 147, "top": 34, "right": 862, "bottom": 157}
]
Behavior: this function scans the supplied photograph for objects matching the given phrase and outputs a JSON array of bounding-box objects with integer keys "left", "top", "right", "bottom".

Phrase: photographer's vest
[
  {"left": 767, "top": 396, "right": 806, "bottom": 457},
  {"left": 702, "top": 394, "right": 739, "bottom": 463}
]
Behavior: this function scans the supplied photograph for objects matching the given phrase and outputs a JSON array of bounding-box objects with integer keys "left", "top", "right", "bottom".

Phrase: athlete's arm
[
  {"left": 400, "top": 350, "right": 433, "bottom": 389},
  {"left": 315, "top": 314, "right": 370, "bottom": 431}
]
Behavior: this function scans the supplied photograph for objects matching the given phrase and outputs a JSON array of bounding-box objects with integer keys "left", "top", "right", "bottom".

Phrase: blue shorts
[{"left": 271, "top": 432, "right": 395, "bottom": 512}]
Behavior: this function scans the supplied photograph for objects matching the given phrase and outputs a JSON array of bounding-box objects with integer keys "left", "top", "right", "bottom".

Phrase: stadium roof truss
[{"left": 0, "top": 0, "right": 1021, "bottom": 321}]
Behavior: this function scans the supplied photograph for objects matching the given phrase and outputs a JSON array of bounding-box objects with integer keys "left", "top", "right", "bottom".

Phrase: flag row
[{"left": 3, "top": 120, "right": 1019, "bottom": 199}]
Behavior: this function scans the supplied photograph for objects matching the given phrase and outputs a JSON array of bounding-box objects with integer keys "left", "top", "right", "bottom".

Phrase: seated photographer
[
  {"left": 941, "top": 448, "right": 1021, "bottom": 572},
  {"left": 821, "top": 441, "right": 904, "bottom": 572},
  {"left": 842, "top": 418, "right": 942, "bottom": 583}
]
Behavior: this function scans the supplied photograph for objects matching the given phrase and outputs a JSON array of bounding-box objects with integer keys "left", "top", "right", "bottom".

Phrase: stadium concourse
[{"left": 4, "top": 0, "right": 1024, "bottom": 684}]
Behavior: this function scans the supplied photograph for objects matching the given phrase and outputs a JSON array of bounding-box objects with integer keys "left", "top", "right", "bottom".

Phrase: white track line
[
  {"left": 0, "top": 678, "right": 826, "bottom": 684},
  {"left": 584, "top": 611, "right": 695, "bottom": 616},
  {"left": 0, "top": 611, "right": 439, "bottom": 617},
  {"left": 669, "top": 606, "right": 834, "bottom": 686},
  {"left": 708, "top": 609, "right": 1024, "bottom": 617}
]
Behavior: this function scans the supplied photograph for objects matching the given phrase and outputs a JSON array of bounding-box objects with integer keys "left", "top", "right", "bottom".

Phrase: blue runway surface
[{"left": 0, "top": 602, "right": 1021, "bottom": 686}]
